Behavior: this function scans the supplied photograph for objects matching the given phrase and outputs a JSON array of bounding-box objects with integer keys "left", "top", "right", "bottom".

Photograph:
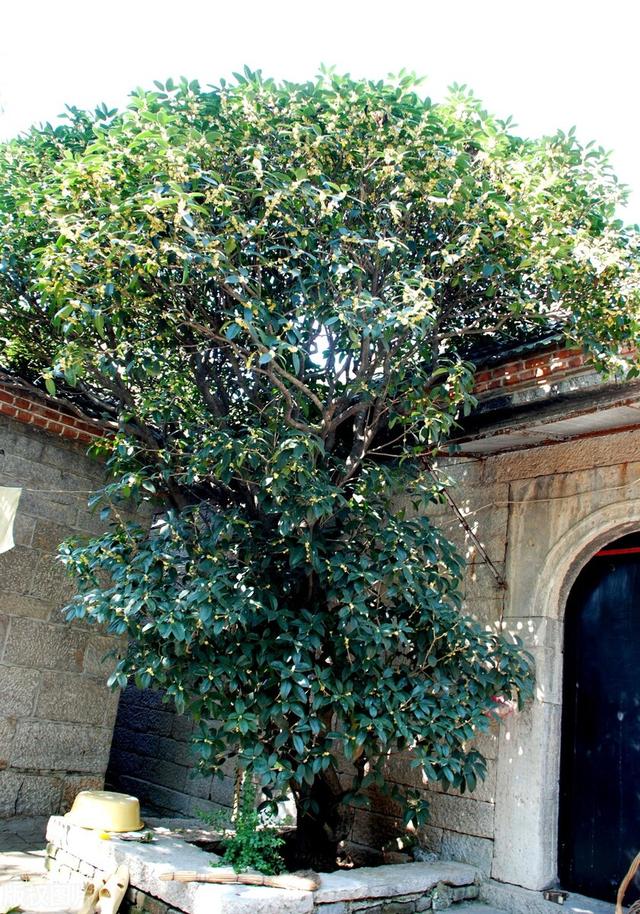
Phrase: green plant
[
  {"left": 212, "top": 780, "right": 285, "bottom": 875},
  {"left": 0, "top": 69, "right": 637, "bottom": 869}
]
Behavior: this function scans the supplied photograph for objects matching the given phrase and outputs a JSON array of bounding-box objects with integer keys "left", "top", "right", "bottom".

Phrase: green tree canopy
[{"left": 0, "top": 71, "right": 637, "bottom": 865}]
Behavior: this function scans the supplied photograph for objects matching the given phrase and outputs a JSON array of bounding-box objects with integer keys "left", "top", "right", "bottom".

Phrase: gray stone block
[
  {"left": 381, "top": 902, "right": 417, "bottom": 913},
  {"left": 112, "top": 775, "right": 193, "bottom": 816},
  {"left": 0, "top": 663, "right": 40, "bottom": 716},
  {"left": 82, "top": 634, "right": 125, "bottom": 676},
  {"left": 0, "top": 771, "right": 62, "bottom": 817},
  {"left": 0, "top": 614, "right": 7, "bottom": 656},
  {"left": 135, "top": 688, "right": 168, "bottom": 710},
  {"left": 441, "top": 833, "right": 494, "bottom": 875},
  {"left": 116, "top": 703, "right": 174, "bottom": 736},
  {"left": 3, "top": 591, "right": 54, "bottom": 620},
  {"left": 31, "top": 519, "right": 74, "bottom": 553},
  {"left": 201, "top": 774, "right": 236, "bottom": 810},
  {"left": 12, "top": 720, "right": 113, "bottom": 772},
  {"left": 315, "top": 903, "right": 347, "bottom": 914},
  {"left": 415, "top": 898, "right": 432, "bottom": 912},
  {"left": 39, "top": 439, "right": 102, "bottom": 479},
  {"left": 0, "top": 715, "right": 17, "bottom": 765},
  {"left": 12, "top": 513, "right": 36, "bottom": 547},
  {"left": 0, "top": 419, "right": 47, "bottom": 462},
  {"left": 0, "top": 546, "right": 37, "bottom": 594},
  {"left": 184, "top": 771, "right": 212, "bottom": 801},
  {"left": 1, "top": 453, "right": 69, "bottom": 496},
  {"left": 17, "top": 491, "right": 79, "bottom": 528},
  {"left": 73, "top": 511, "right": 110, "bottom": 537},
  {"left": 30, "top": 554, "right": 77, "bottom": 604},
  {"left": 0, "top": 769, "right": 21, "bottom": 814},
  {"left": 431, "top": 882, "right": 453, "bottom": 911},
  {"left": 170, "top": 713, "right": 195, "bottom": 741},
  {"left": 350, "top": 809, "right": 401, "bottom": 848},
  {"left": 3, "top": 618, "right": 87, "bottom": 672},
  {"left": 158, "top": 736, "right": 196, "bottom": 767},
  {"left": 36, "top": 670, "right": 115, "bottom": 725},
  {"left": 425, "top": 793, "right": 494, "bottom": 840},
  {"left": 61, "top": 775, "right": 104, "bottom": 811},
  {"left": 112, "top": 725, "right": 161, "bottom": 758}
]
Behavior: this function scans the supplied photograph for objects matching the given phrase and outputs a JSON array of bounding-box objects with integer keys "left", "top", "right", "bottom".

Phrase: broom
[
  {"left": 160, "top": 870, "right": 320, "bottom": 892},
  {"left": 617, "top": 850, "right": 640, "bottom": 914}
]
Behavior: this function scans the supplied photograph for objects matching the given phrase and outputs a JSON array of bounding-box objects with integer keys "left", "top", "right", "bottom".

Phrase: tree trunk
[{"left": 290, "top": 769, "right": 353, "bottom": 872}]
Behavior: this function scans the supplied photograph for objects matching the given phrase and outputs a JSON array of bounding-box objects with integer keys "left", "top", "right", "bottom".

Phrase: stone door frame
[{"left": 491, "top": 500, "right": 640, "bottom": 890}]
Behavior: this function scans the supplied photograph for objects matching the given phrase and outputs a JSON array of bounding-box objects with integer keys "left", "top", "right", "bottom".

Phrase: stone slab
[
  {"left": 47, "top": 816, "right": 313, "bottom": 914},
  {"left": 35, "top": 670, "right": 116, "bottom": 725},
  {"left": 48, "top": 817, "right": 479, "bottom": 914},
  {"left": 2, "top": 618, "right": 87, "bottom": 672},
  {"left": 454, "top": 905, "right": 507, "bottom": 914},
  {"left": 0, "top": 663, "right": 40, "bottom": 716},
  {"left": 314, "top": 862, "right": 478, "bottom": 904},
  {"left": 12, "top": 720, "right": 112, "bottom": 772},
  {"left": 481, "top": 879, "right": 619, "bottom": 914}
]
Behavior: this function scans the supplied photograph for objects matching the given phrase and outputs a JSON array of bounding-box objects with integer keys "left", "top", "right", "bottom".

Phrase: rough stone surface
[
  {"left": 106, "top": 685, "right": 233, "bottom": 816},
  {"left": 0, "top": 413, "right": 131, "bottom": 817},
  {"left": 480, "top": 880, "right": 617, "bottom": 914},
  {"left": 0, "top": 664, "right": 40, "bottom": 717},
  {"left": 48, "top": 817, "right": 479, "bottom": 914},
  {"left": 35, "top": 670, "right": 118, "bottom": 725},
  {"left": 440, "top": 834, "right": 494, "bottom": 876},
  {"left": 423, "top": 794, "right": 494, "bottom": 840},
  {"left": 2, "top": 617, "right": 88, "bottom": 671},
  {"left": 349, "top": 428, "right": 640, "bottom": 894},
  {"left": 61, "top": 775, "right": 105, "bottom": 812},
  {"left": 314, "top": 862, "right": 477, "bottom": 904},
  {"left": 12, "top": 720, "right": 113, "bottom": 772},
  {"left": 0, "top": 771, "right": 62, "bottom": 817},
  {"left": 48, "top": 815, "right": 313, "bottom": 914}
]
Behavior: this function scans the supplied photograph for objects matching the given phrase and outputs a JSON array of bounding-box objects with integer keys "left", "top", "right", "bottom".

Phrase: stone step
[
  {"left": 455, "top": 904, "right": 509, "bottom": 914},
  {"left": 481, "top": 880, "right": 621, "bottom": 914}
]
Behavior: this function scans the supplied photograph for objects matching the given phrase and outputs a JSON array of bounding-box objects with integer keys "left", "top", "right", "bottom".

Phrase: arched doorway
[{"left": 559, "top": 531, "right": 640, "bottom": 902}]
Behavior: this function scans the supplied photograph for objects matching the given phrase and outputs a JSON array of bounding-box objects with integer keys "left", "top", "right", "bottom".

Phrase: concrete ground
[
  {"left": 0, "top": 816, "right": 49, "bottom": 853},
  {"left": 0, "top": 818, "right": 85, "bottom": 913}
]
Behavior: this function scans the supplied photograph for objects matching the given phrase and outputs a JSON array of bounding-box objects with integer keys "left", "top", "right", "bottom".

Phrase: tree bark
[{"left": 290, "top": 769, "right": 353, "bottom": 872}]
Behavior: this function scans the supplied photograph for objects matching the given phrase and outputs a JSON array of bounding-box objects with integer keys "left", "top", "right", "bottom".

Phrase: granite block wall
[{"left": 0, "top": 414, "right": 122, "bottom": 817}]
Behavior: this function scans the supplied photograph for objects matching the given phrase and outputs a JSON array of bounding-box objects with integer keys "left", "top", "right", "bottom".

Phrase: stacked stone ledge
[{"left": 45, "top": 815, "right": 481, "bottom": 914}]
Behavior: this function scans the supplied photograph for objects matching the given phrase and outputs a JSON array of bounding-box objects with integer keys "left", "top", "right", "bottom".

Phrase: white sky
[{"left": 1, "top": 0, "right": 639, "bottom": 223}]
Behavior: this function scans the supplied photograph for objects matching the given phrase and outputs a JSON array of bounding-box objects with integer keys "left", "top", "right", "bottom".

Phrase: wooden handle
[
  {"left": 159, "top": 870, "right": 320, "bottom": 891},
  {"left": 617, "top": 850, "right": 640, "bottom": 914}
]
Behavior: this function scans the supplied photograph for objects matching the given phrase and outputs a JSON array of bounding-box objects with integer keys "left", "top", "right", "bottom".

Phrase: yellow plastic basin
[{"left": 64, "top": 790, "right": 144, "bottom": 832}]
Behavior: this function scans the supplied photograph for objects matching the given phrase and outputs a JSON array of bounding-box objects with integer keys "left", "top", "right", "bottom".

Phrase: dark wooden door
[{"left": 559, "top": 532, "right": 640, "bottom": 903}]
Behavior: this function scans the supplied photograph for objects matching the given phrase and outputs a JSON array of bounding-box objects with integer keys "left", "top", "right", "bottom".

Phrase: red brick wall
[
  {"left": 473, "top": 346, "right": 589, "bottom": 397},
  {"left": 0, "top": 385, "right": 104, "bottom": 444}
]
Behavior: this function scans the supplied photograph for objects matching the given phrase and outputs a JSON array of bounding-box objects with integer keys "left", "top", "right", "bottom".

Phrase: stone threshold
[
  {"left": 46, "top": 816, "right": 480, "bottom": 914},
  {"left": 481, "top": 878, "right": 623, "bottom": 914}
]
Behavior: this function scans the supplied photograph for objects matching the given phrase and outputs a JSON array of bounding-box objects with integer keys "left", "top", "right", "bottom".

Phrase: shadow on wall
[{"left": 106, "top": 684, "right": 236, "bottom": 818}]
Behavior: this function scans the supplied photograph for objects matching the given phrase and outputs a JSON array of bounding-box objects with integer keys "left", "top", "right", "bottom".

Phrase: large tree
[{"left": 0, "top": 71, "right": 637, "bottom": 867}]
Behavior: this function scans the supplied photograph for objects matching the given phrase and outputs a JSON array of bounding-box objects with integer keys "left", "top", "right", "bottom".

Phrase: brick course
[
  {"left": 0, "top": 384, "right": 105, "bottom": 444},
  {"left": 472, "top": 346, "right": 591, "bottom": 397}
]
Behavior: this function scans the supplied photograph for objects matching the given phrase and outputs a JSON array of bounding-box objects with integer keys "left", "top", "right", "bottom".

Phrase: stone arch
[
  {"left": 492, "top": 498, "right": 640, "bottom": 891},
  {"left": 530, "top": 499, "right": 640, "bottom": 623}
]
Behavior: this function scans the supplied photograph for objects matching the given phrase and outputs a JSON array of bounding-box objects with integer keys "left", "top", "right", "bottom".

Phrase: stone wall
[
  {"left": 106, "top": 686, "right": 236, "bottom": 819},
  {"left": 356, "top": 426, "right": 640, "bottom": 889},
  {"left": 0, "top": 413, "right": 122, "bottom": 817}
]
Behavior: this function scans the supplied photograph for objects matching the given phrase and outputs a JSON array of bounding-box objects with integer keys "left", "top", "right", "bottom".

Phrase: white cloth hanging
[{"left": 0, "top": 486, "right": 22, "bottom": 553}]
